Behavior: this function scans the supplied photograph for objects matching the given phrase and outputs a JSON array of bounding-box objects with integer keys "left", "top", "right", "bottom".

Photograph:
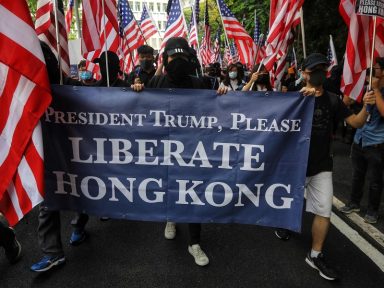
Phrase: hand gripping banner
[{"left": 42, "top": 86, "right": 314, "bottom": 231}]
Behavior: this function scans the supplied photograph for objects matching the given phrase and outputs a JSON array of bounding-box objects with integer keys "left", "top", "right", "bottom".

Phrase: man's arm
[{"left": 345, "top": 90, "right": 376, "bottom": 128}]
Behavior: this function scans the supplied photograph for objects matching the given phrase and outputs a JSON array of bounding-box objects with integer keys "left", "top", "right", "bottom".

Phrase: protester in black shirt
[
  {"left": 275, "top": 53, "right": 376, "bottom": 281},
  {"left": 126, "top": 45, "right": 156, "bottom": 86}
]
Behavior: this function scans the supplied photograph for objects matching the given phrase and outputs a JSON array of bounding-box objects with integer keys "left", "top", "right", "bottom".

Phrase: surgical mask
[
  {"left": 140, "top": 59, "right": 154, "bottom": 71},
  {"left": 79, "top": 71, "right": 92, "bottom": 80},
  {"left": 308, "top": 70, "right": 326, "bottom": 87},
  {"left": 229, "top": 71, "right": 237, "bottom": 79}
]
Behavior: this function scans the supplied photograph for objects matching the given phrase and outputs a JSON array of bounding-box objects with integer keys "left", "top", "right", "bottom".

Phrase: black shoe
[
  {"left": 5, "top": 236, "right": 22, "bottom": 264},
  {"left": 305, "top": 252, "right": 338, "bottom": 281},
  {"left": 339, "top": 203, "right": 360, "bottom": 214},
  {"left": 364, "top": 211, "right": 379, "bottom": 224},
  {"left": 274, "top": 228, "right": 290, "bottom": 240}
]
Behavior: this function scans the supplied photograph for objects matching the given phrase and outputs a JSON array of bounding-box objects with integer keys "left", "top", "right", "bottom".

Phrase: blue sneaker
[
  {"left": 30, "top": 255, "right": 65, "bottom": 272},
  {"left": 69, "top": 230, "right": 87, "bottom": 246}
]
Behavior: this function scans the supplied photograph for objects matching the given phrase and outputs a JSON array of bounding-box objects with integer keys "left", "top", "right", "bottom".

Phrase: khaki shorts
[{"left": 304, "top": 171, "right": 333, "bottom": 218}]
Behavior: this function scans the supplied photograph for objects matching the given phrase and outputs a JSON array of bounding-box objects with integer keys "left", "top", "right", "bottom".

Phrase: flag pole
[
  {"left": 101, "top": 0, "right": 110, "bottom": 87},
  {"left": 192, "top": 2, "right": 204, "bottom": 75},
  {"left": 368, "top": 16, "right": 377, "bottom": 91},
  {"left": 300, "top": 8, "right": 306, "bottom": 58},
  {"left": 74, "top": 0, "right": 81, "bottom": 38},
  {"left": 52, "top": 0, "right": 63, "bottom": 85}
]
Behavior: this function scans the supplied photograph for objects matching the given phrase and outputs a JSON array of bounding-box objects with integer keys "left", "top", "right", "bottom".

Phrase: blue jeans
[{"left": 350, "top": 143, "right": 384, "bottom": 212}]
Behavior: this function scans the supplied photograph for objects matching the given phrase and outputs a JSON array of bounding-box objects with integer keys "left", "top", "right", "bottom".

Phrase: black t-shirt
[
  {"left": 306, "top": 91, "right": 352, "bottom": 176},
  {"left": 147, "top": 75, "right": 207, "bottom": 89},
  {"left": 127, "top": 68, "right": 156, "bottom": 86}
]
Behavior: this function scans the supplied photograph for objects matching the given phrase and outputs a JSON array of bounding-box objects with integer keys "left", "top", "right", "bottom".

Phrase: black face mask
[
  {"left": 255, "top": 74, "right": 270, "bottom": 85},
  {"left": 140, "top": 59, "right": 154, "bottom": 71},
  {"left": 165, "top": 57, "right": 191, "bottom": 82},
  {"left": 308, "top": 70, "right": 326, "bottom": 87}
]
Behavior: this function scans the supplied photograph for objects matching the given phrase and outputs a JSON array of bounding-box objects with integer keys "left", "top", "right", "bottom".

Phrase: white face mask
[{"left": 229, "top": 71, "right": 238, "bottom": 79}]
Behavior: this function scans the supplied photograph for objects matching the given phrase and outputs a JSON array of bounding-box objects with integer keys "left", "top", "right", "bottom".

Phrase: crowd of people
[{"left": 0, "top": 37, "right": 383, "bottom": 282}]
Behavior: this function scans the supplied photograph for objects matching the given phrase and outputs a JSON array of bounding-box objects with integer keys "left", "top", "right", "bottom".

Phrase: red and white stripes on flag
[
  {"left": 84, "top": 16, "right": 121, "bottom": 76},
  {"left": 264, "top": 0, "right": 303, "bottom": 71},
  {"left": 339, "top": 0, "right": 384, "bottom": 101},
  {"left": 327, "top": 34, "right": 338, "bottom": 77},
  {"left": 35, "top": 0, "right": 70, "bottom": 76},
  {"left": 0, "top": 0, "right": 51, "bottom": 225},
  {"left": 65, "top": 0, "right": 74, "bottom": 34},
  {"left": 81, "top": 0, "right": 118, "bottom": 56}
]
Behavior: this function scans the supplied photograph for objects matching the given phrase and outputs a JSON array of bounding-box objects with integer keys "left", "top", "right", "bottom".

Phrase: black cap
[
  {"left": 93, "top": 51, "right": 120, "bottom": 69},
  {"left": 302, "top": 53, "right": 329, "bottom": 70},
  {"left": 164, "top": 37, "right": 190, "bottom": 56}
]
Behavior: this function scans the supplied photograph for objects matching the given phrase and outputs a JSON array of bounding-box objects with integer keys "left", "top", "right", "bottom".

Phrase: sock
[{"left": 310, "top": 249, "right": 321, "bottom": 258}]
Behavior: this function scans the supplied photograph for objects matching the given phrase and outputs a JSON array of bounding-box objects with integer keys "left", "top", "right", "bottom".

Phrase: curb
[{"left": 332, "top": 196, "right": 384, "bottom": 255}]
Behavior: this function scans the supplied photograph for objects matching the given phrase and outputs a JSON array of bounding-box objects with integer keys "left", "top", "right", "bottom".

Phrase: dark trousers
[
  {"left": 0, "top": 220, "right": 15, "bottom": 250},
  {"left": 37, "top": 205, "right": 63, "bottom": 257},
  {"left": 71, "top": 213, "right": 89, "bottom": 232},
  {"left": 188, "top": 223, "right": 201, "bottom": 245},
  {"left": 350, "top": 143, "right": 384, "bottom": 212}
]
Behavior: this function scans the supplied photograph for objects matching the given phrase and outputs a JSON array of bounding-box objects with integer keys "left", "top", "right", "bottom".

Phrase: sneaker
[
  {"left": 339, "top": 203, "right": 360, "bottom": 214},
  {"left": 164, "top": 222, "right": 176, "bottom": 240},
  {"left": 188, "top": 244, "right": 209, "bottom": 266},
  {"left": 364, "top": 211, "right": 379, "bottom": 224},
  {"left": 30, "top": 255, "right": 66, "bottom": 272},
  {"left": 5, "top": 237, "right": 22, "bottom": 264},
  {"left": 305, "top": 252, "right": 338, "bottom": 281},
  {"left": 274, "top": 228, "right": 291, "bottom": 240},
  {"left": 69, "top": 229, "right": 87, "bottom": 246}
]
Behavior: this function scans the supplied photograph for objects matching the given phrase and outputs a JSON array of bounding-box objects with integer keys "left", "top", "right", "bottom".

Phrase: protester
[
  {"left": 0, "top": 214, "right": 22, "bottom": 264},
  {"left": 340, "top": 57, "right": 384, "bottom": 224},
  {"left": 126, "top": 45, "right": 156, "bottom": 86},
  {"left": 242, "top": 64, "right": 273, "bottom": 92},
  {"left": 219, "top": 63, "right": 245, "bottom": 91},
  {"left": 93, "top": 51, "right": 128, "bottom": 87},
  {"left": 131, "top": 37, "right": 211, "bottom": 267},
  {"left": 77, "top": 60, "right": 96, "bottom": 86},
  {"left": 275, "top": 53, "right": 376, "bottom": 281}
]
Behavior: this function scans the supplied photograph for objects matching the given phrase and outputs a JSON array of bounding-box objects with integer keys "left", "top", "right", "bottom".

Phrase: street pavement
[{"left": 0, "top": 138, "right": 383, "bottom": 288}]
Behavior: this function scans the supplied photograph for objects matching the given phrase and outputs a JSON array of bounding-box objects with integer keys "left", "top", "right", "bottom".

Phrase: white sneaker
[
  {"left": 164, "top": 222, "right": 176, "bottom": 240},
  {"left": 188, "top": 244, "right": 209, "bottom": 266}
]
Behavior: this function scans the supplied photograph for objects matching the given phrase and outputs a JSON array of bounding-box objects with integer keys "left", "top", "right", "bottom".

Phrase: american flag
[
  {"left": 159, "top": 0, "right": 187, "bottom": 57},
  {"left": 339, "top": 0, "right": 384, "bottom": 101},
  {"left": 200, "top": 1, "right": 212, "bottom": 66},
  {"left": 188, "top": 9, "right": 198, "bottom": 48},
  {"left": 65, "top": 0, "right": 74, "bottom": 34},
  {"left": 210, "top": 28, "right": 221, "bottom": 63},
  {"left": 264, "top": 0, "right": 303, "bottom": 71},
  {"left": 118, "top": 0, "right": 143, "bottom": 73},
  {"left": 194, "top": 0, "right": 200, "bottom": 24},
  {"left": 326, "top": 35, "right": 338, "bottom": 77},
  {"left": 225, "top": 42, "right": 239, "bottom": 64},
  {"left": 35, "top": 0, "right": 70, "bottom": 76},
  {"left": 81, "top": 0, "right": 119, "bottom": 56},
  {"left": 140, "top": 3, "right": 158, "bottom": 40},
  {"left": 217, "top": 0, "right": 254, "bottom": 67},
  {"left": 0, "top": 0, "right": 51, "bottom": 225},
  {"left": 253, "top": 10, "right": 265, "bottom": 64}
]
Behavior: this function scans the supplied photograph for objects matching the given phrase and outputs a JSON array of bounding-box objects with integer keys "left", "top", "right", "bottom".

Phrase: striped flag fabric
[
  {"left": 159, "top": 0, "right": 187, "bottom": 57},
  {"left": 35, "top": 0, "right": 70, "bottom": 76},
  {"left": 140, "top": 3, "right": 158, "bottom": 40},
  {"left": 253, "top": 10, "right": 265, "bottom": 64},
  {"left": 188, "top": 10, "right": 198, "bottom": 48},
  {"left": 200, "top": 1, "right": 212, "bottom": 66},
  {"left": 118, "top": 0, "right": 144, "bottom": 51},
  {"left": 0, "top": 0, "right": 51, "bottom": 225},
  {"left": 65, "top": 0, "right": 74, "bottom": 34},
  {"left": 339, "top": 0, "right": 384, "bottom": 101},
  {"left": 217, "top": 0, "right": 254, "bottom": 67},
  {"left": 81, "top": 0, "right": 118, "bottom": 56},
  {"left": 327, "top": 34, "right": 338, "bottom": 77},
  {"left": 210, "top": 28, "right": 221, "bottom": 63},
  {"left": 264, "top": 0, "right": 303, "bottom": 71}
]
